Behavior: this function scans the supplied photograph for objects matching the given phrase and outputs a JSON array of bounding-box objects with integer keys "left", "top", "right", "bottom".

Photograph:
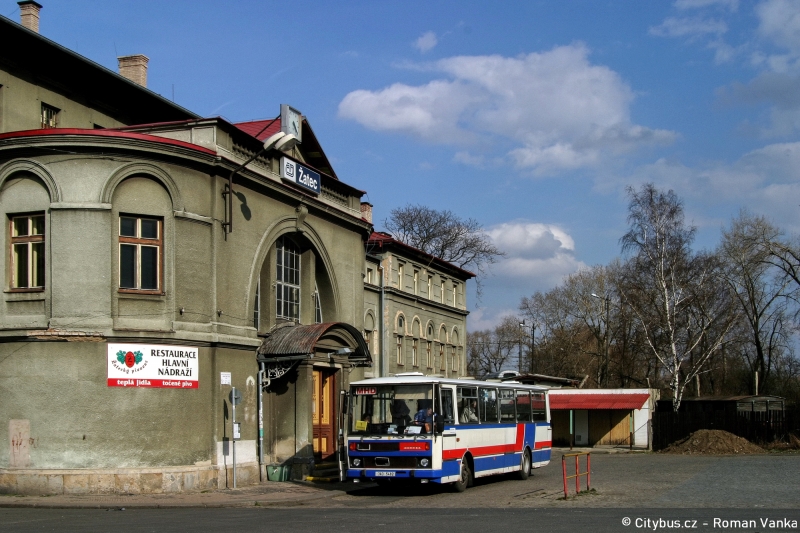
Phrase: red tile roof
[
  {"left": 549, "top": 393, "right": 650, "bottom": 410},
  {"left": 234, "top": 118, "right": 281, "bottom": 141}
]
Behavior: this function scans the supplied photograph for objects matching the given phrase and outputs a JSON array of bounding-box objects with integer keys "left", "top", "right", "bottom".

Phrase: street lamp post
[
  {"left": 591, "top": 293, "right": 610, "bottom": 387},
  {"left": 519, "top": 320, "right": 535, "bottom": 375}
]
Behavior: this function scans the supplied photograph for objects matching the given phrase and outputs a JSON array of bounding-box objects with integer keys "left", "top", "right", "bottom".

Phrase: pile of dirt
[{"left": 661, "top": 429, "right": 765, "bottom": 455}]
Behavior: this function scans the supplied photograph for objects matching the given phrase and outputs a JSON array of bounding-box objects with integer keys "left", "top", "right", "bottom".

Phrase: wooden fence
[{"left": 652, "top": 407, "right": 800, "bottom": 450}]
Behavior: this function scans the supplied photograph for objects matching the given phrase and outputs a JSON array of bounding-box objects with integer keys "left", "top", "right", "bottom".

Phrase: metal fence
[{"left": 652, "top": 407, "right": 800, "bottom": 450}]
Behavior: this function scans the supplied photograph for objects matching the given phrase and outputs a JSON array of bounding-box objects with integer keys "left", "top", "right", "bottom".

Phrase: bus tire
[
  {"left": 517, "top": 449, "right": 531, "bottom": 480},
  {"left": 454, "top": 459, "right": 472, "bottom": 492}
]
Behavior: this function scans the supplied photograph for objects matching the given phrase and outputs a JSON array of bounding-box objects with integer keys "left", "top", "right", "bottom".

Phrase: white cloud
[
  {"left": 674, "top": 0, "right": 738, "bottom": 11},
  {"left": 757, "top": 0, "right": 800, "bottom": 55},
  {"left": 415, "top": 31, "right": 438, "bottom": 53},
  {"left": 649, "top": 16, "right": 728, "bottom": 39},
  {"left": 620, "top": 143, "right": 800, "bottom": 235},
  {"left": 339, "top": 44, "right": 675, "bottom": 175},
  {"left": 486, "top": 221, "right": 586, "bottom": 282}
]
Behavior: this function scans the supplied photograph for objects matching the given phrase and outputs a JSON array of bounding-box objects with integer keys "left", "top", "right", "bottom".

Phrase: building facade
[
  {"left": 362, "top": 231, "right": 473, "bottom": 380},
  {"left": 0, "top": 7, "right": 373, "bottom": 494}
]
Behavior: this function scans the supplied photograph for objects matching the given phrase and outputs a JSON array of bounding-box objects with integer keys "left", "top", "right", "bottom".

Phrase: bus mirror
[
  {"left": 435, "top": 415, "right": 444, "bottom": 434},
  {"left": 341, "top": 391, "right": 349, "bottom": 414}
]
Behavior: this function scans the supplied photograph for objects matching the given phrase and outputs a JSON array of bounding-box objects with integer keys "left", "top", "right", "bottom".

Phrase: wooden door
[{"left": 312, "top": 369, "right": 336, "bottom": 461}]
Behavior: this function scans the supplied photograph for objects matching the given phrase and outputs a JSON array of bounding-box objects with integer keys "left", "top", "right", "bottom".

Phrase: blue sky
[{"left": 17, "top": 0, "right": 800, "bottom": 329}]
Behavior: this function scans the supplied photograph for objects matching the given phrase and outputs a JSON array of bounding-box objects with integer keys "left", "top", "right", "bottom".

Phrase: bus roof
[{"left": 350, "top": 375, "right": 549, "bottom": 392}]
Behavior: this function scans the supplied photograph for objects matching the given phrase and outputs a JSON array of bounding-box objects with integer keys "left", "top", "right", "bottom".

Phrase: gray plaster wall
[
  {"left": 0, "top": 341, "right": 214, "bottom": 469},
  {"left": 0, "top": 70, "right": 126, "bottom": 132}
]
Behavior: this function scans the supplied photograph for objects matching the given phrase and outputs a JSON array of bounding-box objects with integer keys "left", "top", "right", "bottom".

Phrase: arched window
[
  {"left": 396, "top": 315, "right": 405, "bottom": 366},
  {"left": 314, "top": 283, "right": 322, "bottom": 323},
  {"left": 276, "top": 236, "right": 301, "bottom": 321},
  {"left": 426, "top": 324, "right": 434, "bottom": 369}
]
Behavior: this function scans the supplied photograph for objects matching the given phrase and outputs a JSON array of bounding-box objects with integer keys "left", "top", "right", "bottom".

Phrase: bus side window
[
  {"left": 532, "top": 392, "right": 546, "bottom": 421},
  {"left": 457, "top": 386, "right": 479, "bottom": 424},
  {"left": 479, "top": 387, "right": 498, "bottom": 423},
  {"left": 500, "top": 389, "right": 516, "bottom": 422},
  {"left": 516, "top": 390, "right": 531, "bottom": 422},
  {"left": 441, "top": 388, "right": 455, "bottom": 424}
]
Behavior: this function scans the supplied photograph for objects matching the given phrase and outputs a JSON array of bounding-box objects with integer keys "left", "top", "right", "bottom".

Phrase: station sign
[
  {"left": 107, "top": 343, "right": 199, "bottom": 389},
  {"left": 280, "top": 156, "right": 320, "bottom": 195}
]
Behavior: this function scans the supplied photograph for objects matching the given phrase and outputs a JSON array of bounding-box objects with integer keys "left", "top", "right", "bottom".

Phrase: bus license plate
[{"left": 375, "top": 471, "right": 395, "bottom": 477}]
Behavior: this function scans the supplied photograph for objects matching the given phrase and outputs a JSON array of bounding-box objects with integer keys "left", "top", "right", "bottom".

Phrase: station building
[{"left": 0, "top": 4, "right": 470, "bottom": 494}]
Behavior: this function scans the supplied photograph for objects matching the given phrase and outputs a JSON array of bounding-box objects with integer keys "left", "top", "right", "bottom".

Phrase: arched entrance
[{"left": 256, "top": 322, "right": 371, "bottom": 467}]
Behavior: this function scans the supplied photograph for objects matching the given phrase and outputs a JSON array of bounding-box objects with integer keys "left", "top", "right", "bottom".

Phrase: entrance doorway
[{"left": 312, "top": 368, "right": 336, "bottom": 461}]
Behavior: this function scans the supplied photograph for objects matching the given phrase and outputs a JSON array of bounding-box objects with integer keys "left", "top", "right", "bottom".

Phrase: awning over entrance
[
  {"left": 256, "top": 322, "right": 372, "bottom": 366},
  {"left": 549, "top": 392, "right": 650, "bottom": 410}
]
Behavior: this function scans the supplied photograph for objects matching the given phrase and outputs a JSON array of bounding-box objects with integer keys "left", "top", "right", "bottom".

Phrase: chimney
[
  {"left": 18, "top": 1, "right": 42, "bottom": 33},
  {"left": 360, "top": 202, "right": 373, "bottom": 224},
  {"left": 117, "top": 54, "right": 149, "bottom": 88}
]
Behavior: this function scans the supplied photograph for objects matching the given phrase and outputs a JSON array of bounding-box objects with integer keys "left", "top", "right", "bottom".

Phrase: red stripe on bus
[{"left": 442, "top": 424, "right": 539, "bottom": 460}]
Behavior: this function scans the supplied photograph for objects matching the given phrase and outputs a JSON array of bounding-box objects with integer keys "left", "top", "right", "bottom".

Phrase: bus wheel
[
  {"left": 454, "top": 459, "right": 472, "bottom": 492},
  {"left": 517, "top": 449, "right": 531, "bottom": 480}
]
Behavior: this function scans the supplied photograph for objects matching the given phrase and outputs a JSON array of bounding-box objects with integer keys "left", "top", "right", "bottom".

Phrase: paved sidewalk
[
  {"left": 0, "top": 447, "right": 639, "bottom": 509},
  {"left": 0, "top": 479, "right": 355, "bottom": 509}
]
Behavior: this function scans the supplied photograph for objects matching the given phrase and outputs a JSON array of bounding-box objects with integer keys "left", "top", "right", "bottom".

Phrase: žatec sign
[{"left": 280, "top": 156, "right": 320, "bottom": 195}]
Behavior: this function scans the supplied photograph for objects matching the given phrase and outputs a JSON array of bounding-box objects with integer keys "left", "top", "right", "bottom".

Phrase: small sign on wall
[
  {"left": 220, "top": 372, "right": 231, "bottom": 385},
  {"left": 107, "top": 343, "right": 199, "bottom": 389}
]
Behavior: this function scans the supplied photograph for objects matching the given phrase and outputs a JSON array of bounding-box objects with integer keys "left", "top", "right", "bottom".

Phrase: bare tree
[
  {"left": 620, "top": 183, "right": 735, "bottom": 412},
  {"left": 720, "top": 212, "right": 795, "bottom": 394},
  {"left": 384, "top": 205, "right": 504, "bottom": 296},
  {"left": 467, "top": 316, "right": 523, "bottom": 378}
]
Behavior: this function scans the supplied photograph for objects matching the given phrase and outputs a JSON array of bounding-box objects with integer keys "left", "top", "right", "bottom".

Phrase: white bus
[{"left": 344, "top": 375, "right": 551, "bottom": 491}]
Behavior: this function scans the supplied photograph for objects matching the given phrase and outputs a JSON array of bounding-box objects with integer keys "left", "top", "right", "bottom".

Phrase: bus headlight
[
  {"left": 352, "top": 458, "right": 362, "bottom": 467},
  {"left": 419, "top": 458, "right": 430, "bottom": 468}
]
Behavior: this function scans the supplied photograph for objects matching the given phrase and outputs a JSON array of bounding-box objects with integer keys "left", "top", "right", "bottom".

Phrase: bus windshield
[{"left": 350, "top": 384, "right": 434, "bottom": 436}]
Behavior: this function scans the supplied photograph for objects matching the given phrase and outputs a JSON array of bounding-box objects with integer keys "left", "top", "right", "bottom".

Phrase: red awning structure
[{"left": 549, "top": 392, "right": 650, "bottom": 410}]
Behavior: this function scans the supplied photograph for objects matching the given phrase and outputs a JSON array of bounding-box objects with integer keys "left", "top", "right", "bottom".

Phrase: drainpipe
[
  {"left": 257, "top": 365, "right": 270, "bottom": 480},
  {"left": 378, "top": 263, "right": 385, "bottom": 377}
]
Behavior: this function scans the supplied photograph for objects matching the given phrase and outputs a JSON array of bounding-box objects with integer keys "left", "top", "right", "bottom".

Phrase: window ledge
[
  {"left": 4, "top": 290, "right": 46, "bottom": 302},
  {"left": 117, "top": 291, "right": 166, "bottom": 300}
]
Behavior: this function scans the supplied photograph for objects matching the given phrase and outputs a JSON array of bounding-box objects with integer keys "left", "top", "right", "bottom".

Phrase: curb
[{"left": 0, "top": 485, "right": 352, "bottom": 509}]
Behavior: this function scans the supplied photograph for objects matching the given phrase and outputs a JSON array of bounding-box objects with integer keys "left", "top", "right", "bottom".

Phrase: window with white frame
[
  {"left": 440, "top": 278, "right": 445, "bottom": 303},
  {"left": 451, "top": 345, "right": 458, "bottom": 372},
  {"left": 119, "top": 215, "right": 162, "bottom": 292},
  {"left": 439, "top": 343, "right": 445, "bottom": 371},
  {"left": 276, "top": 236, "right": 301, "bottom": 320},
  {"left": 366, "top": 268, "right": 373, "bottom": 284},
  {"left": 452, "top": 282, "right": 458, "bottom": 306},
  {"left": 398, "top": 264, "right": 404, "bottom": 290},
  {"left": 10, "top": 213, "right": 45, "bottom": 290},
  {"left": 427, "top": 274, "right": 432, "bottom": 299},
  {"left": 412, "top": 338, "right": 419, "bottom": 367},
  {"left": 314, "top": 283, "right": 322, "bottom": 323},
  {"left": 413, "top": 269, "right": 419, "bottom": 294}
]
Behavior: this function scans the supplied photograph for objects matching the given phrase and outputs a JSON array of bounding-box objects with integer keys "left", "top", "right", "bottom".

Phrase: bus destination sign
[{"left": 355, "top": 387, "right": 377, "bottom": 395}]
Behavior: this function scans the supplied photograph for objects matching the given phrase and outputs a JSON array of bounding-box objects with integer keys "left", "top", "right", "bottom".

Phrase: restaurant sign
[{"left": 107, "top": 343, "right": 199, "bottom": 389}]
